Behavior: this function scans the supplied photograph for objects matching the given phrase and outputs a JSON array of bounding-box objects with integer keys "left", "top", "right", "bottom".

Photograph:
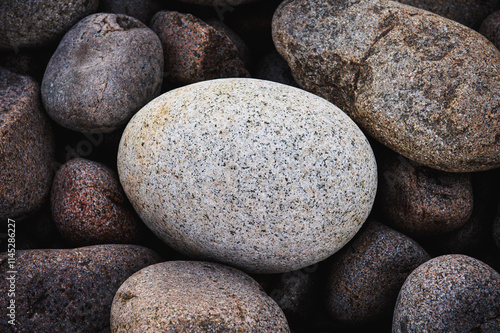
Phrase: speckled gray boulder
[
  {"left": 42, "top": 13, "right": 163, "bottom": 133},
  {"left": 0, "top": 245, "right": 162, "bottom": 332},
  {"left": 118, "top": 78, "right": 377, "bottom": 273},
  {"left": 326, "top": 221, "right": 430, "bottom": 324},
  {"left": 393, "top": 254, "right": 500, "bottom": 332},
  {"left": 0, "top": 0, "right": 98, "bottom": 50},
  {"left": 0, "top": 68, "right": 55, "bottom": 221},
  {"left": 111, "top": 261, "right": 290, "bottom": 332},
  {"left": 273, "top": 0, "right": 500, "bottom": 172},
  {"left": 377, "top": 150, "right": 473, "bottom": 236}
]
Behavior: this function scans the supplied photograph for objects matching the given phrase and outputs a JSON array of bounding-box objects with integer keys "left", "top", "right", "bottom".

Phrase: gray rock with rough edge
[
  {"left": 111, "top": 261, "right": 290, "bottom": 332},
  {"left": 273, "top": 0, "right": 500, "bottom": 172},
  {"left": 42, "top": 13, "right": 163, "bottom": 133},
  {"left": 118, "top": 78, "right": 377, "bottom": 273},
  {"left": 393, "top": 254, "right": 500, "bottom": 332}
]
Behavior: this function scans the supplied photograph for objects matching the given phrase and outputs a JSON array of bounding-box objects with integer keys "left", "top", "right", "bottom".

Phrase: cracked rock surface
[
  {"left": 273, "top": 0, "right": 500, "bottom": 172},
  {"left": 41, "top": 13, "right": 163, "bottom": 133}
]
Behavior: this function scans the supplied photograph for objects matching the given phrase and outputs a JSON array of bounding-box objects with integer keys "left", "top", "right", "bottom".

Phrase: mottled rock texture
[
  {"left": 51, "top": 158, "right": 142, "bottom": 246},
  {"left": 42, "top": 13, "right": 163, "bottom": 133},
  {"left": 480, "top": 10, "right": 500, "bottom": 50},
  {"left": 118, "top": 78, "right": 377, "bottom": 273},
  {"left": 395, "top": 0, "right": 499, "bottom": 29},
  {"left": 273, "top": 0, "right": 500, "bottom": 172},
  {"left": 377, "top": 151, "right": 473, "bottom": 236},
  {"left": 0, "top": 0, "right": 99, "bottom": 49},
  {"left": 326, "top": 221, "right": 430, "bottom": 324},
  {"left": 150, "top": 11, "right": 249, "bottom": 86},
  {"left": 0, "top": 245, "right": 162, "bottom": 332},
  {"left": 393, "top": 254, "right": 500, "bottom": 332},
  {"left": 0, "top": 68, "right": 55, "bottom": 221},
  {"left": 111, "top": 261, "right": 290, "bottom": 332}
]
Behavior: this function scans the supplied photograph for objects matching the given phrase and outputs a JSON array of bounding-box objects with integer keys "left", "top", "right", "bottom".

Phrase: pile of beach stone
[{"left": 1, "top": 0, "right": 499, "bottom": 332}]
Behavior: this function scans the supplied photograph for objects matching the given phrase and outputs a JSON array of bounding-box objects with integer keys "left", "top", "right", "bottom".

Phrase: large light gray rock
[
  {"left": 273, "top": 0, "right": 500, "bottom": 172},
  {"left": 118, "top": 78, "right": 377, "bottom": 273}
]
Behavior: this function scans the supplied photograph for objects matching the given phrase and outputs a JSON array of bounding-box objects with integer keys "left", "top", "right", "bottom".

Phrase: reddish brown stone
[
  {"left": 51, "top": 158, "right": 142, "bottom": 245},
  {"left": 0, "top": 245, "right": 162, "bottom": 332},
  {"left": 0, "top": 68, "right": 55, "bottom": 221},
  {"left": 150, "top": 11, "right": 249, "bottom": 86}
]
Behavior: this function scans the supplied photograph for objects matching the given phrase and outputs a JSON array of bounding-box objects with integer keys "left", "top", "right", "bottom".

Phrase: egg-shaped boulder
[{"left": 118, "top": 78, "right": 377, "bottom": 273}]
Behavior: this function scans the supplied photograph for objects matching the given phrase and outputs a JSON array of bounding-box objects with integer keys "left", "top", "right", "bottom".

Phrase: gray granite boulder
[
  {"left": 326, "top": 221, "right": 430, "bottom": 324},
  {"left": 0, "top": 68, "right": 55, "bottom": 221},
  {"left": 0, "top": 0, "right": 98, "bottom": 50},
  {"left": 0, "top": 245, "right": 162, "bottom": 332},
  {"left": 111, "top": 261, "right": 290, "bottom": 332},
  {"left": 118, "top": 78, "right": 377, "bottom": 273},
  {"left": 393, "top": 254, "right": 500, "bottom": 332},
  {"left": 273, "top": 0, "right": 500, "bottom": 172},
  {"left": 42, "top": 13, "right": 163, "bottom": 133}
]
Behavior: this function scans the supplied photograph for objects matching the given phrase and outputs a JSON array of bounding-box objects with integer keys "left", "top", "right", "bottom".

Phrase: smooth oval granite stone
[
  {"left": 394, "top": 0, "right": 498, "bottom": 29},
  {"left": 42, "top": 13, "right": 163, "bottom": 133},
  {"left": 273, "top": 0, "right": 500, "bottom": 172},
  {"left": 0, "top": 68, "right": 55, "bottom": 220},
  {"left": 326, "top": 221, "right": 430, "bottom": 324},
  {"left": 111, "top": 261, "right": 290, "bottom": 332},
  {"left": 0, "top": 244, "right": 162, "bottom": 332},
  {"left": 118, "top": 78, "right": 377, "bottom": 273},
  {"left": 150, "top": 11, "right": 249, "bottom": 86},
  {"left": 51, "top": 158, "right": 142, "bottom": 246},
  {"left": 377, "top": 150, "right": 473, "bottom": 236},
  {"left": 0, "top": 0, "right": 98, "bottom": 50},
  {"left": 393, "top": 254, "right": 500, "bottom": 332}
]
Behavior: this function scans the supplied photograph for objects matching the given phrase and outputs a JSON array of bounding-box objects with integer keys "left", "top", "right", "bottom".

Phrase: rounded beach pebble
[
  {"left": 273, "top": 0, "right": 500, "bottom": 172},
  {"left": 0, "top": 244, "right": 162, "bottom": 332},
  {"left": 111, "top": 261, "right": 290, "bottom": 332},
  {"left": 51, "top": 158, "right": 142, "bottom": 246},
  {"left": 0, "top": 68, "right": 55, "bottom": 220},
  {"left": 42, "top": 13, "right": 163, "bottom": 133},
  {"left": 326, "top": 221, "right": 430, "bottom": 324},
  {"left": 118, "top": 78, "right": 377, "bottom": 273},
  {"left": 0, "top": 0, "right": 98, "bottom": 50},
  {"left": 393, "top": 254, "right": 500, "bottom": 332}
]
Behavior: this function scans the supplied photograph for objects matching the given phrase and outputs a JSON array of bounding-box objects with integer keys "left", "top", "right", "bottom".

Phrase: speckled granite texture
[
  {"left": 118, "top": 78, "right": 377, "bottom": 273},
  {"left": 273, "top": 0, "right": 500, "bottom": 172},
  {"left": 111, "top": 261, "right": 290, "bottom": 332},
  {"left": 393, "top": 254, "right": 500, "bottom": 332}
]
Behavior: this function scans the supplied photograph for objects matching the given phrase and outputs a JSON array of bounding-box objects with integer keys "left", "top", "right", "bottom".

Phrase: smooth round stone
[
  {"left": 118, "top": 78, "right": 377, "bottom": 273},
  {"left": 0, "top": 245, "right": 162, "bottom": 333},
  {"left": 0, "top": 68, "right": 55, "bottom": 220},
  {"left": 42, "top": 13, "right": 163, "bottom": 133},
  {"left": 0, "top": 0, "right": 98, "bottom": 50},
  {"left": 51, "top": 158, "right": 142, "bottom": 246},
  {"left": 393, "top": 254, "right": 500, "bottom": 332},
  {"left": 111, "top": 261, "right": 290, "bottom": 332},
  {"left": 326, "top": 221, "right": 430, "bottom": 324},
  {"left": 273, "top": 0, "right": 500, "bottom": 172}
]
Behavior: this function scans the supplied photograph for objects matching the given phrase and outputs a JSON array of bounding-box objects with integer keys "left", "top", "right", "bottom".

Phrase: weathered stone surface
[
  {"left": 150, "top": 11, "right": 249, "bottom": 86},
  {"left": 395, "top": 0, "right": 498, "bottom": 29},
  {"left": 393, "top": 254, "right": 500, "bottom": 332},
  {"left": 377, "top": 150, "right": 473, "bottom": 236},
  {"left": 326, "top": 221, "right": 430, "bottom": 324},
  {"left": 42, "top": 13, "right": 163, "bottom": 133},
  {"left": 99, "top": 0, "right": 162, "bottom": 23},
  {"left": 480, "top": 10, "right": 500, "bottom": 50},
  {"left": 273, "top": 0, "right": 500, "bottom": 172},
  {"left": 0, "top": 68, "right": 55, "bottom": 220},
  {"left": 0, "top": 245, "right": 162, "bottom": 332},
  {"left": 118, "top": 78, "right": 377, "bottom": 273},
  {"left": 111, "top": 261, "right": 290, "bottom": 332},
  {"left": 0, "top": 0, "right": 99, "bottom": 50},
  {"left": 51, "top": 158, "right": 142, "bottom": 246}
]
